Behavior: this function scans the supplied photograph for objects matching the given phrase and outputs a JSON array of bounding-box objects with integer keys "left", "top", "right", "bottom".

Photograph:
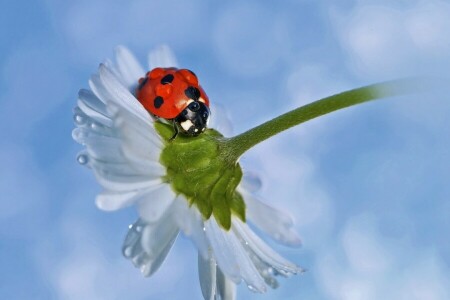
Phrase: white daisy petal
[
  {"left": 173, "top": 197, "right": 209, "bottom": 258},
  {"left": 102, "top": 58, "right": 127, "bottom": 87},
  {"left": 115, "top": 45, "right": 145, "bottom": 89},
  {"left": 198, "top": 252, "right": 237, "bottom": 300},
  {"left": 89, "top": 73, "right": 114, "bottom": 105},
  {"left": 239, "top": 171, "right": 263, "bottom": 193},
  {"left": 198, "top": 252, "right": 217, "bottom": 300},
  {"left": 93, "top": 168, "right": 160, "bottom": 192},
  {"left": 138, "top": 184, "right": 177, "bottom": 223},
  {"left": 241, "top": 190, "right": 302, "bottom": 246},
  {"left": 208, "top": 103, "right": 233, "bottom": 137},
  {"left": 226, "top": 223, "right": 267, "bottom": 293},
  {"left": 123, "top": 217, "right": 179, "bottom": 277},
  {"left": 98, "top": 64, "right": 151, "bottom": 124},
  {"left": 82, "top": 134, "right": 124, "bottom": 162},
  {"left": 96, "top": 185, "right": 163, "bottom": 211},
  {"left": 216, "top": 267, "right": 237, "bottom": 300},
  {"left": 204, "top": 218, "right": 241, "bottom": 283},
  {"left": 113, "top": 108, "right": 162, "bottom": 163},
  {"left": 88, "top": 155, "right": 155, "bottom": 178},
  {"left": 232, "top": 219, "right": 301, "bottom": 275},
  {"left": 77, "top": 89, "right": 113, "bottom": 126},
  {"left": 148, "top": 44, "right": 178, "bottom": 69},
  {"left": 204, "top": 218, "right": 266, "bottom": 292}
]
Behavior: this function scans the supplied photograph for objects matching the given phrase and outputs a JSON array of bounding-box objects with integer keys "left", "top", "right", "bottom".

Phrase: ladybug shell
[{"left": 136, "top": 68, "right": 210, "bottom": 119}]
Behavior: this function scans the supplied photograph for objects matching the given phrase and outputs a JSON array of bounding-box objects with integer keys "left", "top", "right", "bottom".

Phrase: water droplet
[
  {"left": 77, "top": 154, "right": 88, "bottom": 165},
  {"left": 123, "top": 246, "right": 132, "bottom": 257},
  {"left": 74, "top": 113, "right": 85, "bottom": 125},
  {"left": 247, "top": 285, "right": 259, "bottom": 292},
  {"left": 135, "top": 225, "right": 143, "bottom": 232},
  {"left": 265, "top": 277, "right": 279, "bottom": 289},
  {"left": 202, "top": 226, "right": 206, "bottom": 232}
]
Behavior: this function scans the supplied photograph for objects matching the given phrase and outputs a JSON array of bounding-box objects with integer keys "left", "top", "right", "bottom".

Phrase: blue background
[{"left": 1, "top": 0, "right": 450, "bottom": 299}]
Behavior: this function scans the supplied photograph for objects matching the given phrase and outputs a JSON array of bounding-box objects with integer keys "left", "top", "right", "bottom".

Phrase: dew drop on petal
[
  {"left": 247, "top": 285, "right": 259, "bottom": 292},
  {"left": 77, "top": 154, "right": 89, "bottom": 165},
  {"left": 74, "top": 113, "right": 85, "bottom": 125},
  {"left": 135, "top": 225, "right": 142, "bottom": 232},
  {"left": 123, "top": 246, "right": 133, "bottom": 258}
]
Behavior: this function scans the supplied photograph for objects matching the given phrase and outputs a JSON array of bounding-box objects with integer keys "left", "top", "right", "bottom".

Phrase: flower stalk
[
  {"left": 222, "top": 78, "right": 434, "bottom": 161},
  {"left": 156, "top": 77, "right": 436, "bottom": 229}
]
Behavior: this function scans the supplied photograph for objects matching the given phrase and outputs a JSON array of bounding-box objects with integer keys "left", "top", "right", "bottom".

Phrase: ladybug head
[{"left": 174, "top": 101, "right": 210, "bottom": 136}]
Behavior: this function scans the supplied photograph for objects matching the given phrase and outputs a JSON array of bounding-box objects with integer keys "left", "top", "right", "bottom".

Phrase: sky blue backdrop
[{"left": 1, "top": 0, "right": 450, "bottom": 299}]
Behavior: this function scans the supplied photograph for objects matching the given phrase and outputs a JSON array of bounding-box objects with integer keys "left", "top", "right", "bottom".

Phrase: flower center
[{"left": 155, "top": 122, "right": 245, "bottom": 230}]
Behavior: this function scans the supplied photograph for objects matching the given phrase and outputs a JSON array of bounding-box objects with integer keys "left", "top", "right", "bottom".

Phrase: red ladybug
[{"left": 136, "top": 67, "right": 210, "bottom": 139}]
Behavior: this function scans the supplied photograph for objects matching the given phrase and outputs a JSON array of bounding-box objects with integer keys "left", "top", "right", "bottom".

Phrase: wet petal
[
  {"left": 205, "top": 218, "right": 266, "bottom": 292},
  {"left": 216, "top": 267, "right": 237, "bottom": 300},
  {"left": 241, "top": 190, "right": 302, "bottom": 246},
  {"left": 204, "top": 218, "right": 241, "bottom": 283},
  {"left": 198, "top": 252, "right": 237, "bottom": 300},
  {"left": 198, "top": 252, "right": 217, "bottom": 300},
  {"left": 123, "top": 216, "right": 179, "bottom": 277},
  {"left": 232, "top": 218, "right": 301, "bottom": 275}
]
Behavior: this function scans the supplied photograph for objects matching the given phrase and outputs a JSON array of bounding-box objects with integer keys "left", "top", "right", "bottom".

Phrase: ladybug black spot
[
  {"left": 185, "top": 86, "right": 201, "bottom": 101},
  {"left": 160, "top": 74, "right": 174, "bottom": 85},
  {"left": 154, "top": 96, "right": 164, "bottom": 109},
  {"left": 138, "top": 77, "right": 148, "bottom": 90}
]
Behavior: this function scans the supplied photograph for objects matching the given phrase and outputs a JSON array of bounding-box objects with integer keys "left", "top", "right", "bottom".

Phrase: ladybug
[{"left": 136, "top": 67, "right": 210, "bottom": 139}]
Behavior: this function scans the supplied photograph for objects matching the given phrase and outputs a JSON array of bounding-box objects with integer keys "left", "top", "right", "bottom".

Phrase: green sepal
[{"left": 155, "top": 121, "right": 246, "bottom": 230}]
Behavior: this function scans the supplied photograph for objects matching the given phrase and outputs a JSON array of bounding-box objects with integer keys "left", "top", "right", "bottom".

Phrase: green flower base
[{"left": 155, "top": 122, "right": 245, "bottom": 230}]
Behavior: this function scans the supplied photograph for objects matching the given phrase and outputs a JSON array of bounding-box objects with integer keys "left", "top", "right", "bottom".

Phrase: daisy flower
[
  {"left": 73, "top": 45, "right": 302, "bottom": 299},
  {"left": 73, "top": 45, "right": 426, "bottom": 299}
]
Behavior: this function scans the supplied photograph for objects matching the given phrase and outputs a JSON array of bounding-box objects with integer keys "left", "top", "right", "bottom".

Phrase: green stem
[{"left": 223, "top": 78, "right": 434, "bottom": 161}]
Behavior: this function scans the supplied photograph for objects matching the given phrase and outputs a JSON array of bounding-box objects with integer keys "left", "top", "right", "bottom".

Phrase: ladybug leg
[{"left": 169, "top": 120, "right": 179, "bottom": 141}]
